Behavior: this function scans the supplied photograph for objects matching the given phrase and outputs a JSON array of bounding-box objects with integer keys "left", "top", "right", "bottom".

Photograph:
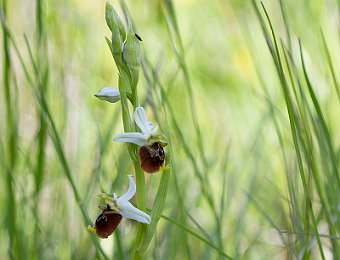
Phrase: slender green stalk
[
  {"left": 299, "top": 41, "right": 340, "bottom": 256},
  {"left": 159, "top": 214, "right": 233, "bottom": 259},
  {"left": 137, "top": 159, "right": 171, "bottom": 253},
  {"left": 33, "top": 0, "right": 49, "bottom": 256},
  {"left": 1, "top": 2, "right": 20, "bottom": 258},
  {"left": 116, "top": 57, "right": 147, "bottom": 259},
  {"left": 107, "top": 13, "right": 146, "bottom": 259},
  {"left": 132, "top": 160, "right": 146, "bottom": 259},
  {"left": 320, "top": 29, "right": 340, "bottom": 102}
]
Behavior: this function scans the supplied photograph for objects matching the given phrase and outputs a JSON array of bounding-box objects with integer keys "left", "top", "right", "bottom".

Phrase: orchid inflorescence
[{"left": 89, "top": 2, "right": 168, "bottom": 239}]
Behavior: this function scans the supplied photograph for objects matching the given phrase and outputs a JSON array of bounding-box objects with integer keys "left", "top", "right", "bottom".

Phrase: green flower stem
[
  {"left": 131, "top": 86, "right": 139, "bottom": 107},
  {"left": 106, "top": 3, "right": 146, "bottom": 255},
  {"left": 117, "top": 57, "right": 146, "bottom": 259},
  {"left": 138, "top": 162, "right": 171, "bottom": 254},
  {"left": 131, "top": 99, "right": 146, "bottom": 259},
  {"left": 118, "top": 72, "right": 132, "bottom": 132},
  {"left": 133, "top": 159, "right": 146, "bottom": 260}
]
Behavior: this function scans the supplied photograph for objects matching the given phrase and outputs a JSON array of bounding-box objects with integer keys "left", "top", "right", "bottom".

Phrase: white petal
[
  {"left": 94, "top": 87, "right": 121, "bottom": 103},
  {"left": 151, "top": 125, "right": 158, "bottom": 135},
  {"left": 118, "top": 201, "right": 151, "bottom": 224},
  {"left": 117, "top": 175, "right": 136, "bottom": 202},
  {"left": 134, "top": 107, "right": 152, "bottom": 135},
  {"left": 113, "top": 132, "right": 148, "bottom": 146},
  {"left": 148, "top": 121, "right": 158, "bottom": 134}
]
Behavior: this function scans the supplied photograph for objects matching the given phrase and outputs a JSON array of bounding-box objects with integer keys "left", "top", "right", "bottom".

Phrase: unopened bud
[
  {"left": 105, "top": 3, "right": 124, "bottom": 65},
  {"left": 105, "top": 3, "right": 125, "bottom": 38},
  {"left": 94, "top": 87, "right": 121, "bottom": 103},
  {"left": 123, "top": 22, "right": 141, "bottom": 88}
]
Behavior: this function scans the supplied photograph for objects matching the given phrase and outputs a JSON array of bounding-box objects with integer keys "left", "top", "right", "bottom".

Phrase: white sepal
[
  {"left": 113, "top": 132, "right": 148, "bottom": 146},
  {"left": 118, "top": 175, "right": 136, "bottom": 201},
  {"left": 134, "top": 107, "right": 152, "bottom": 135},
  {"left": 113, "top": 106, "right": 159, "bottom": 147},
  {"left": 117, "top": 200, "right": 151, "bottom": 224},
  {"left": 113, "top": 175, "right": 151, "bottom": 224}
]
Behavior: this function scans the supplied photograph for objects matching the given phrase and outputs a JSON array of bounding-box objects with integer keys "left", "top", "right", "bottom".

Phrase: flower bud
[
  {"left": 94, "top": 87, "right": 121, "bottom": 103},
  {"left": 123, "top": 22, "right": 141, "bottom": 88},
  {"left": 105, "top": 3, "right": 124, "bottom": 66},
  {"left": 105, "top": 3, "right": 125, "bottom": 39}
]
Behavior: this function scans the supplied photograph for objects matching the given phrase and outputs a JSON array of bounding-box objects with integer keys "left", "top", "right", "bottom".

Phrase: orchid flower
[
  {"left": 114, "top": 106, "right": 160, "bottom": 146},
  {"left": 100, "top": 174, "right": 151, "bottom": 224},
  {"left": 89, "top": 175, "right": 150, "bottom": 239},
  {"left": 114, "top": 106, "right": 168, "bottom": 173}
]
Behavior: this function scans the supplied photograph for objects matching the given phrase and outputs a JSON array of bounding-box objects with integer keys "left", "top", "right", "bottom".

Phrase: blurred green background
[{"left": 1, "top": 0, "right": 340, "bottom": 259}]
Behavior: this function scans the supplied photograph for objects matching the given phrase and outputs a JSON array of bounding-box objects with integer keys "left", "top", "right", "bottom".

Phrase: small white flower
[
  {"left": 100, "top": 175, "right": 151, "bottom": 224},
  {"left": 114, "top": 106, "right": 159, "bottom": 146},
  {"left": 94, "top": 86, "right": 121, "bottom": 103}
]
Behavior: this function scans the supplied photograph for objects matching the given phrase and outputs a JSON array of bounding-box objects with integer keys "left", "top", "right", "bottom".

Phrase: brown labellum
[
  {"left": 94, "top": 204, "right": 122, "bottom": 239},
  {"left": 139, "top": 141, "right": 166, "bottom": 173}
]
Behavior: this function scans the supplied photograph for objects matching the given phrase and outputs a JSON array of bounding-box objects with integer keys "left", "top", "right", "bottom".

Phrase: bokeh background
[{"left": 1, "top": 0, "right": 340, "bottom": 259}]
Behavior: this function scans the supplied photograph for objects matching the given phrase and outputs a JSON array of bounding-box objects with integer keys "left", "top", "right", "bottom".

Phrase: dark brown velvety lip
[
  {"left": 139, "top": 142, "right": 166, "bottom": 173},
  {"left": 95, "top": 205, "right": 122, "bottom": 239}
]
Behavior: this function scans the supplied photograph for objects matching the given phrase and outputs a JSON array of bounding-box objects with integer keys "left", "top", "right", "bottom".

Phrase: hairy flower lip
[
  {"left": 139, "top": 146, "right": 165, "bottom": 173},
  {"left": 139, "top": 142, "right": 166, "bottom": 173},
  {"left": 91, "top": 204, "right": 122, "bottom": 239}
]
